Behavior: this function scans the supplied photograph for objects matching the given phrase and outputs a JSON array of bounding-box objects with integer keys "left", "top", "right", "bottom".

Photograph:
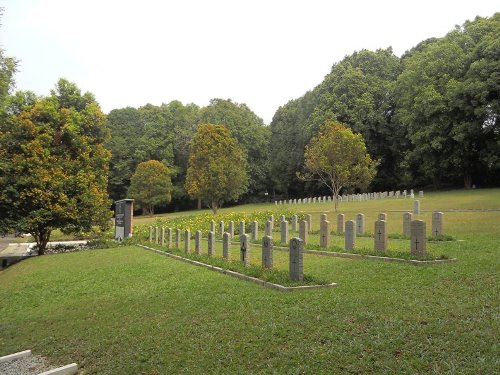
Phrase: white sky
[{"left": 1, "top": 0, "right": 498, "bottom": 123}]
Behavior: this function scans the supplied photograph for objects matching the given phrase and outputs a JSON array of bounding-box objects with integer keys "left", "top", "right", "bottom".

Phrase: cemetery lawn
[{"left": 1, "top": 189, "right": 499, "bottom": 374}]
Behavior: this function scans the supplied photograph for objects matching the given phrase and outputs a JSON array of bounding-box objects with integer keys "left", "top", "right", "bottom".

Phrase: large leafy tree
[
  {"left": 396, "top": 13, "right": 500, "bottom": 188},
  {"left": 0, "top": 8, "right": 17, "bottom": 112},
  {"left": 128, "top": 160, "right": 173, "bottom": 216},
  {"left": 0, "top": 79, "right": 111, "bottom": 254},
  {"left": 185, "top": 124, "right": 249, "bottom": 214},
  {"left": 302, "top": 121, "right": 378, "bottom": 211}
]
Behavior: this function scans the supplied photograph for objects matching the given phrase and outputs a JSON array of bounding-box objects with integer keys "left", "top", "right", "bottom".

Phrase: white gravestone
[
  {"left": 265, "top": 220, "right": 272, "bottom": 236},
  {"left": 320, "top": 220, "right": 330, "bottom": 248},
  {"left": 228, "top": 221, "right": 234, "bottom": 238},
  {"left": 414, "top": 200, "right": 421, "bottom": 214},
  {"left": 337, "top": 214, "right": 345, "bottom": 235},
  {"left": 305, "top": 214, "right": 312, "bottom": 233},
  {"left": 149, "top": 226, "right": 153, "bottom": 242},
  {"left": 403, "top": 212, "right": 413, "bottom": 237},
  {"left": 219, "top": 221, "right": 224, "bottom": 236},
  {"left": 239, "top": 221, "right": 245, "bottom": 236},
  {"left": 262, "top": 235, "right": 273, "bottom": 269},
  {"left": 411, "top": 220, "right": 426, "bottom": 257},
  {"left": 374, "top": 220, "right": 388, "bottom": 254},
  {"left": 210, "top": 220, "right": 215, "bottom": 233},
  {"left": 175, "top": 229, "right": 181, "bottom": 248},
  {"left": 240, "top": 233, "right": 249, "bottom": 266},
  {"left": 207, "top": 231, "right": 215, "bottom": 256},
  {"left": 280, "top": 220, "right": 289, "bottom": 244},
  {"left": 222, "top": 232, "right": 230, "bottom": 260},
  {"left": 289, "top": 238, "right": 304, "bottom": 282},
  {"left": 345, "top": 220, "right": 356, "bottom": 250},
  {"left": 292, "top": 215, "right": 298, "bottom": 232},
  {"left": 195, "top": 230, "right": 202, "bottom": 255},
  {"left": 432, "top": 212, "right": 444, "bottom": 237},
  {"left": 299, "top": 220, "right": 309, "bottom": 245},
  {"left": 161, "top": 227, "right": 165, "bottom": 247},
  {"left": 155, "top": 227, "right": 159, "bottom": 244},
  {"left": 167, "top": 228, "right": 172, "bottom": 248},
  {"left": 251, "top": 221, "right": 259, "bottom": 241},
  {"left": 320, "top": 213, "right": 327, "bottom": 222},
  {"left": 378, "top": 213, "right": 387, "bottom": 221},
  {"left": 184, "top": 230, "right": 190, "bottom": 253}
]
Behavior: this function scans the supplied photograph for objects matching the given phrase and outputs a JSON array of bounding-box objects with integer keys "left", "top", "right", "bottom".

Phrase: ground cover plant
[{"left": 0, "top": 189, "right": 499, "bottom": 374}]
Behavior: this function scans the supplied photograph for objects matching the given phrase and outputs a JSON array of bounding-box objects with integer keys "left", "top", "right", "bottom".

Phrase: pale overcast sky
[{"left": 1, "top": 0, "right": 498, "bottom": 123}]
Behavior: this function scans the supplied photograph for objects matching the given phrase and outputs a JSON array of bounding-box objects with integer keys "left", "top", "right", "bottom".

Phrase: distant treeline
[{"left": 106, "top": 13, "right": 499, "bottom": 209}]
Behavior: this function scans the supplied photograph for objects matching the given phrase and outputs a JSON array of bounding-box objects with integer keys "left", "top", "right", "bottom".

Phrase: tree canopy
[
  {"left": 0, "top": 79, "right": 111, "bottom": 254},
  {"left": 128, "top": 160, "right": 173, "bottom": 216},
  {"left": 302, "top": 121, "right": 378, "bottom": 210},
  {"left": 185, "top": 124, "right": 249, "bottom": 214}
]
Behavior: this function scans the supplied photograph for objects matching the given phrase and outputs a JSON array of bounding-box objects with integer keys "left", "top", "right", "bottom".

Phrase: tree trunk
[
  {"left": 34, "top": 229, "right": 51, "bottom": 255},
  {"left": 464, "top": 173, "right": 472, "bottom": 189},
  {"left": 197, "top": 198, "right": 202, "bottom": 210},
  {"left": 148, "top": 205, "right": 154, "bottom": 217},
  {"left": 211, "top": 200, "right": 219, "bottom": 215}
]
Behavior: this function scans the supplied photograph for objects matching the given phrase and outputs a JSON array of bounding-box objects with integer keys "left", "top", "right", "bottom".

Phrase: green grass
[{"left": 0, "top": 188, "right": 499, "bottom": 374}]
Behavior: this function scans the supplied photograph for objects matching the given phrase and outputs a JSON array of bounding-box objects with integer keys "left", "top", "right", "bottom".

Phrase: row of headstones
[
  {"left": 147, "top": 226, "right": 305, "bottom": 281},
  {"left": 275, "top": 190, "right": 424, "bottom": 205}
]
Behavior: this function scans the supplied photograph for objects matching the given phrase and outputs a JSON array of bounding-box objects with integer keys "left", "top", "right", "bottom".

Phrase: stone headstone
[
  {"left": 403, "top": 212, "right": 413, "bottom": 237},
  {"left": 280, "top": 220, "right": 289, "bottom": 244},
  {"left": 262, "top": 235, "right": 273, "bottom": 269},
  {"left": 320, "top": 220, "right": 330, "bottom": 248},
  {"left": 240, "top": 233, "right": 249, "bottom": 266},
  {"left": 378, "top": 213, "right": 387, "bottom": 221},
  {"left": 251, "top": 221, "right": 259, "bottom": 241},
  {"left": 280, "top": 215, "right": 286, "bottom": 222},
  {"left": 414, "top": 200, "right": 420, "bottom": 214},
  {"left": 410, "top": 220, "right": 426, "bottom": 257},
  {"left": 320, "top": 213, "right": 327, "bottom": 222},
  {"left": 155, "top": 227, "right": 159, "bottom": 244},
  {"left": 210, "top": 220, "right": 215, "bottom": 233},
  {"left": 419, "top": 190, "right": 424, "bottom": 198},
  {"left": 223, "top": 232, "right": 230, "bottom": 260},
  {"left": 207, "top": 231, "right": 215, "bottom": 256},
  {"left": 184, "top": 230, "right": 190, "bottom": 253},
  {"left": 114, "top": 199, "right": 134, "bottom": 240},
  {"left": 345, "top": 220, "right": 356, "bottom": 250},
  {"left": 219, "top": 221, "right": 224, "bottom": 235},
  {"left": 337, "top": 214, "right": 345, "bottom": 235},
  {"left": 299, "top": 220, "right": 309, "bottom": 245},
  {"left": 149, "top": 226, "right": 153, "bottom": 242},
  {"left": 289, "top": 238, "right": 304, "bottom": 282},
  {"left": 374, "top": 220, "right": 387, "bottom": 254},
  {"left": 432, "top": 212, "right": 444, "bottom": 237},
  {"left": 356, "top": 213, "right": 365, "bottom": 235},
  {"left": 239, "top": 221, "right": 245, "bottom": 236},
  {"left": 228, "top": 221, "right": 234, "bottom": 238},
  {"left": 161, "top": 227, "right": 165, "bottom": 246},
  {"left": 195, "top": 230, "right": 202, "bottom": 255},
  {"left": 265, "top": 220, "right": 272, "bottom": 236},
  {"left": 167, "top": 228, "right": 172, "bottom": 248},
  {"left": 268, "top": 215, "right": 274, "bottom": 232},
  {"left": 175, "top": 229, "right": 181, "bottom": 248},
  {"left": 305, "top": 214, "right": 312, "bottom": 233},
  {"left": 291, "top": 215, "right": 298, "bottom": 232}
]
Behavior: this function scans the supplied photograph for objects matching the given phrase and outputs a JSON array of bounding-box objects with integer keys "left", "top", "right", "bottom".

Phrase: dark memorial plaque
[{"left": 114, "top": 199, "right": 134, "bottom": 240}]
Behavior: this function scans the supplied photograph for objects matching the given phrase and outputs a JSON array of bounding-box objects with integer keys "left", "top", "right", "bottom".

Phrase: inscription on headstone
[
  {"left": 289, "top": 238, "right": 304, "bottom": 281},
  {"left": 240, "top": 233, "right": 249, "bottom": 266},
  {"left": 114, "top": 199, "right": 134, "bottom": 240},
  {"left": 207, "top": 231, "right": 215, "bottom": 256},
  {"left": 262, "top": 235, "right": 273, "bottom": 268},
  {"left": 223, "top": 232, "right": 230, "bottom": 260},
  {"left": 374, "top": 220, "right": 387, "bottom": 253},
  {"left": 410, "top": 220, "right": 426, "bottom": 257}
]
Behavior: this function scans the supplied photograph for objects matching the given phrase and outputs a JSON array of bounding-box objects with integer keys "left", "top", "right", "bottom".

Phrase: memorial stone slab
[
  {"left": 155, "top": 227, "right": 159, "bottom": 244},
  {"left": 306, "top": 214, "right": 312, "bottom": 233},
  {"left": 184, "top": 230, "right": 190, "bottom": 253},
  {"left": 175, "top": 229, "right": 181, "bottom": 248},
  {"left": 262, "top": 235, "right": 273, "bottom": 269},
  {"left": 195, "top": 230, "right": 202, "bottom": 255},
  {"left": 114, "top": 199, "right": 134, "bottom": 240},
  {"left": 289, "top": 238, "right": 304, "bottom": 282},
  {"left": 337, "top": 214, "right": 345, "bottom": 234},
  {"left": 149, "top": 226, "right": 153, "bottom": 242},
  {"left": 280, "top": 220, "right": 289, "bottom": 244},
  {"left": 345, "top": 220, "right": 356, "bottom": 250},
  {"left": 223, "top": 232, "right": 230, "bottom": 260},
  {"left": 251, "top": 221, "right": 259, "bottom": 241},
  {"left": 432, "top": 212, "right": 444, "bottom": 237},
  {"left": 299, "top": 220, "right": 309, "bottom": 245},
  {"left": 403, "top": 212, "right": 413, "bottom": 237},
  {"left": 378, "top": 213, "right": 387, "bottom": 221},
  {"left": 265, "top": 220, "right": 272, "bottom": 236},
  {"left": 228, "top": 221, "right": 234, "bottom": 238},
  {"left": 356, "top": 213, "right": 365, "bottom": 235},
  {"left": 320, "top": 220, "right": 330, "bottom": 248},
  {"left": 207, "top": 231, "right": 215, "bottom": 256},
  {"left": 410, "top": 220, "right": 427, "bottom": 257},
  {"left": 291, "top": 215, "right": 298, "bottom": 232},
  {"left": 240, "top": 233, "right": 249, "bottom": 266},
  {"left": 414, "top": 200, "right": 421, "bottom": 214},
  {"left": 219, "top": 221, "right": 224, "bottom": 235},
  {"left": 239, "top": 220, "right": 245, "bottom": 236},
  {"left": 161, "top": 227, "right": 165, "bottom": 247},
  {"left": 210, "top": 220, "right": 215, "bottom": 233},
  {"left": 374, "top": 220, "right": 388, "bottom": 253},
  {"left": 167, "top": 228, "right": 172, "bottom": 248}
]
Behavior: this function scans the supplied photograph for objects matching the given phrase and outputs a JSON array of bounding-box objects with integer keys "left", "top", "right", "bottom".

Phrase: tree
[
  {"left": 302, "top": 121, "right": 378, "bottom": 211},
  {"left": 185, "top": 124, "right": 249, "bottom": 214},
  {"left": 127, "top": 160, "right": 173, "bottom": 216},
  {"left": 0, "top": 79, "right": 111, "bottom": 254}
]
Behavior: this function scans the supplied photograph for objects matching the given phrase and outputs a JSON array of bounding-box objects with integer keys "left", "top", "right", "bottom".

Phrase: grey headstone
[
  {"left": 167, "top": 228, "right": 172, "bottom": 249},
  {"left": 291, "top": 215, "right": 298, "bottom": 232},
  {"left": 299, "top": 220, "right": 308, "bottom": 245},
  {"left": 239, "top": 220, "right": 245, "bottom": 236},
  {"left": 268, "top": 216, "right": 274, "bottom": 232},
  {"left": 184, "top": 230, "right": 190, "bottom": 253},
  {"left": 219, "top": 221, "right": 224, "bottom": 235},
  {"left": 419, "top": 190, "right": 424, "bottom": 198},
  {"left": 223, "top": 232, "right": 230, "bottom": 260},
  {"left": 280, "top": 215, "right": 286, "bottom": 222},
  {"left": 320, "top": 220, "right": 330, "bottom": 248},
  {"left": 149, "top": 226, "right": 153, "bottom": 242},
  {"left": 403, "top": 212, "right": 413, "bottom": 237},
  {"left": 262, "top": 235, "right": 273, "bottom": 269},
  {"left": 240, "top": 233, "right": 249, "bottom": 266},
  {"left": 155, "top": 227, "right": 159, "bottom": 244},
  {"left": 345, "top": 220, "right": 356, "bottom": 250},
  {"left": 414, "top": 200, "right": 420, "bottom": 214},
  {"left": 374, "top": 220, "right": 387, "bottom": 254},
  {"left": 411, "top": 220, "right": 426, "bottom": 257},
  {"left": 228, "top": 221, "right": 234, "bottom": 238},
  {"left": 337, "top": 214, "right": 345, "bottom": 235},
  {"left": 320, "top": 213, "right": 327, "bottom": 222},
  {"left": 207, "top": 231, "right": 215, "bottom": 256},
  {"left": 195, "top": 230, "right": 202, "bottom": 255},
  {"left": 305, "top": 214, "right": 312, "bottom": 233},
  {"left": 210, "top": 220, "right": 215, "bottom": 233},
  {"left": 378, "top": 213, "right": 387, "bottom": 221},
  {"left": 265, "top": 220, "right": 272, "bottom": 236},
  {"left": 289, "top": 238, "right": 304, "bottom": 282},
  {"left": 251, "top": 221, "right": 258, "bottom": 241},
  {"left": 356, "top": 213, "right": 365, "bottom": 235},
  {"left": 175, "top": 228, "right": 181, "bottom": 248},
  {"left": 432, "top": 212, "right": 444, "bottom": 237},
  {"left": 161, "top": 227, "right": 165, "bottom": 246},
  {"left": 280, "top": 220, "right": 289, "bottom": 244}
]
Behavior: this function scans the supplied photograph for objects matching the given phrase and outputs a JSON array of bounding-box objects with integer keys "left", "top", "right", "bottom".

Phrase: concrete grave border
[{"left": 138, "top": 245, "right": 338, "bottom": 292}]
